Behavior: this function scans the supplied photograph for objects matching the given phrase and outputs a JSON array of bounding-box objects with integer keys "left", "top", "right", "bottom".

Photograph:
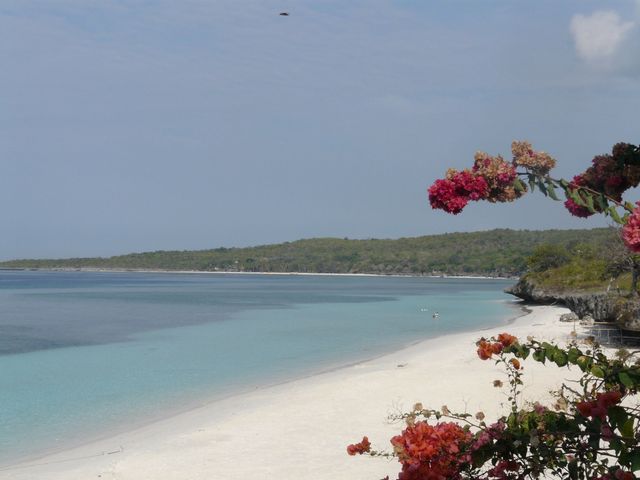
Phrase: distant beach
[
  {"left": 2, "top": 304, "right": 578, "bottom": 480},
  {"left": 0, "top": 266, "right": 516, "bottom": 280}
]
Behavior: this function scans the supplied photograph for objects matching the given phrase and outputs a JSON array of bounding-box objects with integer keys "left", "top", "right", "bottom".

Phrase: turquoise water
[{"left": 0, "top": 271, "right": 517, "bottom": 464}]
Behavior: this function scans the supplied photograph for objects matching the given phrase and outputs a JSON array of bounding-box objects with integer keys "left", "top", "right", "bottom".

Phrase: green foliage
[
  {"left": 527, "top": 258, "right": 610, "bottom": 291},
  {"left": 522, "top": 235, "right": 640, "bottom": 294},
  {"left": 0, "top": 228, "right": 617, "bottom": 277},
  {"left": 527, "top": 244, "right": 571, "bottom": 272}
]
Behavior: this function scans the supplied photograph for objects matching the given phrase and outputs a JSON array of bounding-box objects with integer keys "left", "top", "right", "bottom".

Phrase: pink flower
[
  {"left": 623, "top": 202, "right": 640, "bottom": 252},
  {"left": 428, "top": 170, "right": 488, "bottom": 214},
  {"left": 564, "top": 199, "right": 594, "bottom": 218}
]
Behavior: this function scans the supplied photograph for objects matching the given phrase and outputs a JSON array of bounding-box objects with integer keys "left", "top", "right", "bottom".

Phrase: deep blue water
[{"left": 0, "top": 271, "right": 517, "bottom": 464}]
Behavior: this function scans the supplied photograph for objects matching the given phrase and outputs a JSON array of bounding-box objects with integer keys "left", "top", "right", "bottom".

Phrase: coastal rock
[
  {"left": 559, "top": 312, "right": 579, "bottom": 323},
  {"left": 506, "top": 277, "right": 640, "bottom": 331}
]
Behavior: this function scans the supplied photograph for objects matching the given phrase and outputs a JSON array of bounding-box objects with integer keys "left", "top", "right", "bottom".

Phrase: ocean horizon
[{"left": 0, "top": 271, "right": 518, "bottom": 465}]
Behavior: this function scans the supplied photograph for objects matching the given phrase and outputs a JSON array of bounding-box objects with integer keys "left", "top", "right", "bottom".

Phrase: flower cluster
[
  {"left": 428, "top": 141, "right": 549, "bottom": 215},
  {"left": 512, "top": 140, "right": 556, "bottom": 175},
  {"left": 390, "top": 421, "right": 472, "bottom": 480},
  {"left": 487, "top": 460, "right": 520, "bottom": 480},
  {"left": 622, "top": 202, "right": 640, "bottom": 252},
  {"left": 477, "top": 333, "right": 518, "bottom": 360},
  {"left": 346, "top": 436, "right": 371, "bottom": 456},
  {"left": 427, "top": 169, "right": 488, "bottom": 215},
  {"left": 564, "top": 196, "right": 594, "bottom": 218},
  {"left": 471, "top": 152, "right": 523, "bottom": 204},
  {"left": 469, "top": 420, "right": 505, "bottom": 451},
  {"left": 575, "top": 391, "right": 623, "bottom": 421},
  {"left": 565, "top": 144, "right": 640, "bottom": 218}
]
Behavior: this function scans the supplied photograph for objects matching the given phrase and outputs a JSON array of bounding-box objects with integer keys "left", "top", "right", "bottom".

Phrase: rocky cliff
[{"left": 506, "top": 277, "right": 640, "bottom": 331}]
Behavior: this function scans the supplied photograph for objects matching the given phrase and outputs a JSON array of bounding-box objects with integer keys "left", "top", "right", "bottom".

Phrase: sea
[{"left": 0, "top": 270, "right": 519, "bottom": 465}]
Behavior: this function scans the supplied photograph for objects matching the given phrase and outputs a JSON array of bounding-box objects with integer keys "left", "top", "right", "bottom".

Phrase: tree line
[{"left": 0, "top": 228, "right": 616, "bottom": 277}]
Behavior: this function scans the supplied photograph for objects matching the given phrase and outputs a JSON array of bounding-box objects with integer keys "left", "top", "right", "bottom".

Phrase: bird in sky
[{"left": 279, "top": 12, "right": 289, "bottom": 16}]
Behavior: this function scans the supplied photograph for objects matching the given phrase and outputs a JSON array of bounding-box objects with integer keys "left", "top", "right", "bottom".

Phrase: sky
[{"left": 2, "top": 0, "right": 640, "bottom": 259}]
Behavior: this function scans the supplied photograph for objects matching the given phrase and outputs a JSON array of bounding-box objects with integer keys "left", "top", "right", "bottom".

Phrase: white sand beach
[{"left": 2, "top": 304, "right": 584, "bottom": 480}]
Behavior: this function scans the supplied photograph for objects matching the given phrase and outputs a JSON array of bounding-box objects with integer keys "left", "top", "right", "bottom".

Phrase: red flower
[
  {"left": 477, "top": 340, "right": 494, "bottom": 360},
  {"left": 564, "top": 198, "right": 594, "bottom": 218},
  {"left": 615, "top": 470, "right": 635, "bottom": 480},
  {"left": 391, "top": 421, "right": 472, "bottom": 479},
  {"left": 477, "top": 340, "right": 504, "bottom": 360},
  {"left": 346, "top": 436, "right": 371, "bottom": 456},
  {"left": 487, "top": 460, "right": 520, "bottom": 479},
  {"left": 576, "top": 390, "right": 622, "bottom": 421},
  {"left": 428, "top": 179, "right": 469, "bottom": 215},
  {"left": 496, "top": 333, "right": 518, "bottom": 347},
  {"left": 428, "top": 170, "right": 488, "bottom": 214}
]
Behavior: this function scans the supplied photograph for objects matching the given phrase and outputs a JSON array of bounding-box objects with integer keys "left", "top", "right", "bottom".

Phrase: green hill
[{"left": 0, "top": 228, "right": 617, "bottom": 277}]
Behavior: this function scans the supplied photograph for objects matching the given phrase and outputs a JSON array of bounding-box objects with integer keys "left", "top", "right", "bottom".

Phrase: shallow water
[{"left": 0, "top": 271, "right": 516, "bottom": 464}]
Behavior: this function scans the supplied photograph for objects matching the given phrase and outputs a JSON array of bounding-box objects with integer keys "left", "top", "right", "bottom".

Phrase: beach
[{"left": 1, "top": 304, "right": 583, "bottom": 480}]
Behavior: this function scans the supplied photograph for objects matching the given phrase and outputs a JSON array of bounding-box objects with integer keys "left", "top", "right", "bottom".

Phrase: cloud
[{"left": 570, "top": 11, "right": 635, "bottom": 66}]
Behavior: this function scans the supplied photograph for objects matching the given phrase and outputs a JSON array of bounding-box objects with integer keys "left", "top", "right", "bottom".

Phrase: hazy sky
[{"left": 3, "top": 1, "right": 640, "bottom": 259}]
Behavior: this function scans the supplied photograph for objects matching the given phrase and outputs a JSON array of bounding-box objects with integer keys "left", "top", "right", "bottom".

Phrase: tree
[{"left": 527, "top": 244, "right": 571, "bottom": 272}]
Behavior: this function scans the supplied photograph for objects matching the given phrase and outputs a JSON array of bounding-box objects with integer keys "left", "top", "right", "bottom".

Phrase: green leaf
[
  {"left": 631, "top": 451, "right": 640, "bottom": 471},
  {"left": 577, "top": 355, "right": 591, "bottom": 371},
  {"left": 567, "top": 348, "right": 581, "bottom": 364},
  {"left": 518, "top": 345, "right": 530, "bottom": 360},
  {"left": 608, "top": 405, "right": 627, "bottom": 429},
  {"left": 532, "top": 349, "right": 546, "bottom": 364},
  {"left": 591, "top": 365, "right": 606, "bottom": 378},
  {"left": 585, "top": 194, "right": 597, "bottom": 213},
  {"left": 619, "top": 371, "right": 635, "bottom": 388},
  {"left": 513, "top": 178, "right": 525, "bottom": 193},
  {"left": 609, "top": 207, "right": 624, "bottom": 224},
  {"left": 570, "top": 190, "right": 586, "bottom": 207},
  {"left": 553, "top": 350, "right": 568, "bottom": 367},
  {"left": 596, "top": 194, "right": 609, "bottom": 211},
  {"left": 568, "top": 459, "right": 578, "bottom": 479},
  {"left": 528, "top": 175, "right": 536, "bottom": 192},
  {"left": 546, "top": 181, "right": 560, "bottom": 200},
  {"left": 537, "top": 179, "right": 548, "bottom": 196},
  {"left": 622, "top": 417, "right": 635, "bottom": 440},
  {"left": 545, "top": 345, "right": 557, "bottom": 361}
]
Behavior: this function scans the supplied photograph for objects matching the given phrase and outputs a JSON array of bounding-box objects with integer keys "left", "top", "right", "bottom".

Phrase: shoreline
[
  {"left": 0, "top": 267, "right": 518, "bottom": 280},
  {"left": 2, "top": 303, "right": 576, "bottom": 480}
]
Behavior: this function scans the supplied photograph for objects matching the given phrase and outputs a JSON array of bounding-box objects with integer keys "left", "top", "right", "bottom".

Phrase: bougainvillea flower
[
  {"left": 346, "top": 436, "right": 371, "bottom": 456},
  {"left": 564, "top": 198, "right": 594, "bottom": 218},
  {"left": 391, "top": 421, "right": 472, "bottom": 479},
  {"left": 428, "top": 169, "right": 489, "bottom": 214},
  {"left": 576, "top": 391, "right": 623, "bottom": 421},
  {"left": 511, "top": 140, "right": 556, "bottom": 175},
  {"left": 428, "top": 179, "right": 469, "bottom": 214},
  {"left": 622, "top": 202, "right": 640, "bottom": 252},
  {"left": 496, "top": 333, "right": 518, "bottom": 348}
]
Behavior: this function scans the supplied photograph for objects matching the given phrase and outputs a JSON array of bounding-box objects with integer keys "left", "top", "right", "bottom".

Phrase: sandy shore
[
  {"left": 1, "top": 267, "right": 516, "bottom": 280},
  {"left": 2, "top": 304, "right": 582, "bottom": 480}
]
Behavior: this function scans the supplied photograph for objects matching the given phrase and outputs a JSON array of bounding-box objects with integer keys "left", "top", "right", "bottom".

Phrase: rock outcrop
[{"left": 506, "top": 277, "right": 640, "bottom": 331}]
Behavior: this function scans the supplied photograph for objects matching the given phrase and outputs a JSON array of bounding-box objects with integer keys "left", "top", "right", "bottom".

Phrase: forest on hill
[{"left": 0, "top": 228, "right": 616, "bottom": 277}]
